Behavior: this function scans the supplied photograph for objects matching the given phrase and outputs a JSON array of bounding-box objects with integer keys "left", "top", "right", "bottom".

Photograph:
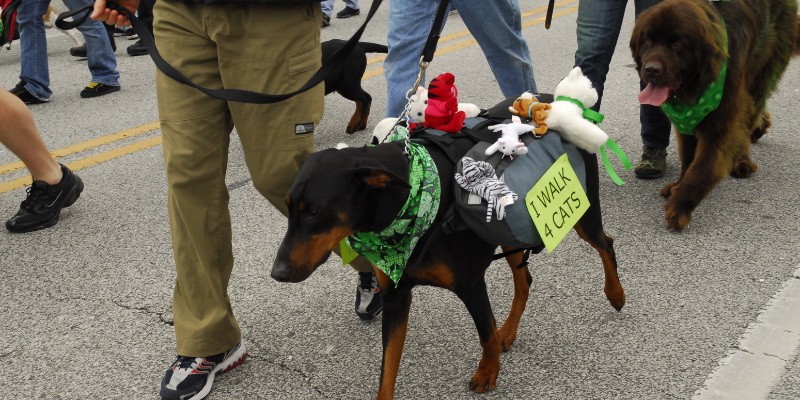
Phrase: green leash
[{"left": 556, "top": 96, "right": 632, "bottom": 185}]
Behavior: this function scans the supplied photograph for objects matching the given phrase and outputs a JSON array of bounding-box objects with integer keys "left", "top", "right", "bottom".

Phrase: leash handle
[{"left": 56, "top": 0, "right": 383, "bottom": 104}]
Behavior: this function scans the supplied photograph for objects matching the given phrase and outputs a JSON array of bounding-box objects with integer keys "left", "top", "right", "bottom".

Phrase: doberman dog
[
  {"left": 322, "top": 40, "right": 388, "bottom": 134},
  {"left": 271, "top": 120, "right": 626, "bottom": 399}
]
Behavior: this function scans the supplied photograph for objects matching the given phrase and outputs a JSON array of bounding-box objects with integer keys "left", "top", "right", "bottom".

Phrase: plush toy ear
[
  {"left": 512, "top": 115, "right": 522, "bottom": 124},
  {"left": 351, "top": 167, "right": 411, "bottom": 190},
  {"left": 569, "top": 66, "right": 583, "bottom": 79}
]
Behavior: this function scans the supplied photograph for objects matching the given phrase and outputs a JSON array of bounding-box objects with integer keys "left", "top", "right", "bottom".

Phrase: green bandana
[
  {"left": 346, "top": 126, "right": 441, "bottom": 285},
  {"left": 661, "top": 19, "right": 727, "bottom": 135}
]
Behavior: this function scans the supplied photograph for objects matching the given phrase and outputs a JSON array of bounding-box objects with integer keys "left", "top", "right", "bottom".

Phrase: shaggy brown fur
[{"left": 630, "top": 0, "right": 799, "bottom": 231}]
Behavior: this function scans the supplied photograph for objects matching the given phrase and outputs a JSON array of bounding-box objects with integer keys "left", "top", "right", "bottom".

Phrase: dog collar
[
  {"left": 347, "top": 127, "right": 441, "bottom": 285},
  {"left": 661, "top": 18, "right": 727, "bottom": 135},
  {"left": 555, "top": 96, "right": 605, "bottom": 124}
]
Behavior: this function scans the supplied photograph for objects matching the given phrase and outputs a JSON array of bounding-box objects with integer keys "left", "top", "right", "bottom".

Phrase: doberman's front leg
[
  {"left": 455, "top": 278, "right": 502, "bottom": 393},
  {"left": 497, "top": 246, "right": 532, "bottom": 352},
  {"left": 374, "top": 268, "right": 413, "bottom": 400}
]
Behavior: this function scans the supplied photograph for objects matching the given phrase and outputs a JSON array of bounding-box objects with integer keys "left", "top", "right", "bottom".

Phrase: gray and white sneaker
[
  {"left": 159, "top": 341, "right": 247, "bottom": 400},
  {"left": 355, "top": 271, "right": 383, "bottom": 320}
]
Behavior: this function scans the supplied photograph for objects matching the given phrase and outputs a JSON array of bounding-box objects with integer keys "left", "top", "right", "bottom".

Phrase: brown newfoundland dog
[{"left": 630, "top": 0, "right": 799, "bottom": 231}]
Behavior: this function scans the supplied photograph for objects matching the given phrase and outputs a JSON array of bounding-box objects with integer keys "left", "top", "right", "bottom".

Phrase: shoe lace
[
  {"left": 358, "top": 273, "right": 374, "bottom": 292},
  {"left": 175, "top": 356, "right": 197, "bottom": 370},
  {"left": 86, "top": 82, "right": 100, "bottom": 89},
  {"left": 20, "top": 184, "right": 48, "bottom": 211}
]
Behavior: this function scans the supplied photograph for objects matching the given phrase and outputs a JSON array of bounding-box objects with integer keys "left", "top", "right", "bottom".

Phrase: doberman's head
[{"left": 271, "top": 147, "right": 411, "bottom": 283}]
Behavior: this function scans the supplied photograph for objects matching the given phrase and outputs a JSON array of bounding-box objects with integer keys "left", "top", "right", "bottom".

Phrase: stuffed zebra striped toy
[{"left": 455, "top": 157, "right": 518, "bottom": 222}]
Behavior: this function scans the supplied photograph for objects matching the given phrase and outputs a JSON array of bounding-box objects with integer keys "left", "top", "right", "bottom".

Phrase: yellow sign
[
  {"left": 340, "top": 239, "right": 359, "bottom": 265},
  {"left": 525, "top": 153, "right": 590, "bottom": 252}
]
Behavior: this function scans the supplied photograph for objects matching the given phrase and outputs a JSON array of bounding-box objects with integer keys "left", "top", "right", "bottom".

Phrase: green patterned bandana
[
  {"left": 661, "top": 19, "right": 727, "bottom": 135},
  {"left": 346, "top": 127, "right": 441, "bottom": 285}
]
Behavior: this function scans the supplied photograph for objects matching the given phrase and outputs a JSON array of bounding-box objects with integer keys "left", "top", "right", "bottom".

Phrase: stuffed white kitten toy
[{"left": 545, "top": 67, "right": 609, "bottom": 153}]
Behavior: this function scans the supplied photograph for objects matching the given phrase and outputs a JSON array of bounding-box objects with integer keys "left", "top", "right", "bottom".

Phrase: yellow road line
[
  {"left": 0, "top": 121, "right": 160, "bottom": 177},
  {"left": 0, "top": 136, "right": 163, "bottom": 194},
  {"left": 1, "top": 5, "right": 578, "bottom": 194},
  {"left": 362, "top": 5, "right": 579, "bottom": 81}
]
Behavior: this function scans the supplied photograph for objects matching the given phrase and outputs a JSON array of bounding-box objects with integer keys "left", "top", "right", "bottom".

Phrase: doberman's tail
[{"left": 358, "top": 42, "right": 389, "bottom": 54}]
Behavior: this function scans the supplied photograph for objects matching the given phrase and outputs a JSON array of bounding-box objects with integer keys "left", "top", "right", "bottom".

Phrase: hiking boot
[
  {"left": 127, "top": 40, "right": 148, "bottom": 56},
  {"left": 9, "top": 80, "right": 47, "bottom": 104},
  {"left": 6, "top": 165, "right": 83, "bottom": 233},
  {"left": 634, "top": 146, "right": 667, "bottom": 179},
  {"left": 80, "top": 82, "right": 120, "bottom": 98},
  {"left": 336, "top": 6, "right": 360, "bottom": 18},
  {"left": 355, "top": 271, "right": 383, "bottom": 320},
  {"left": 159, "top": 341, "right": 247, "bottom": 400},
  {"left": 322, "top": 13, "right": 331, "bottom": 27}
]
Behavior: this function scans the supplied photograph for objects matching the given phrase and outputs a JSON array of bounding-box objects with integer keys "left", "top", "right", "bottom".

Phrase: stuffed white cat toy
[
  {"left": 485, "top": 116, "right": 534, "bottom": 158},
  {"left": 545, "top": 67, "right": 609, "bottom": 153}
]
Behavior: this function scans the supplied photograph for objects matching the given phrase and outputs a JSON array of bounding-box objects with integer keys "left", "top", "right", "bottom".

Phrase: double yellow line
[{"left": 0, "top": 0, "right": 579, "bottom": 195}]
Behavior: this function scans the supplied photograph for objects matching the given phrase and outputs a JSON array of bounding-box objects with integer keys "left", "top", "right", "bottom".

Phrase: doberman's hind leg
[
  {"left": 497, "top": 246, "right": 533, "bottom": 352},
  {"left": 455, "top": 278, "right": 502, "bottom": 393},
  {"left": 574, "top": 224, "right": 625, "bottom": 311}
]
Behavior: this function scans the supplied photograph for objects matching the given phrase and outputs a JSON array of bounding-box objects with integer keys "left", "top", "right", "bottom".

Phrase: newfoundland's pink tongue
[{"left": 638, "top": 82, "right": 669, "bottom": 106}]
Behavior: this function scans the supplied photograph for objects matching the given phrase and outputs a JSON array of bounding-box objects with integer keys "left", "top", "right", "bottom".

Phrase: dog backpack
[
  {"left": 411, "top": 94, "right": 588, "bottom": 250},
  {"left": 1, "top": 0, "right": 21, "bottom": 48}
]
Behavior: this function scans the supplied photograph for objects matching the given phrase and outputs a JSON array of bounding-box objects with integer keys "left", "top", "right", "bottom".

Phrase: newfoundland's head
[{"left": 630, "top": 0, "right": 727, "bottom": 106}]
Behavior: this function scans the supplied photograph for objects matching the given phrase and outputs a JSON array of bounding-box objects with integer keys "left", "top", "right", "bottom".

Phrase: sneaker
[
  {"left": 6, "top": 165, "right": 83, "bottom": 233},
  {"left": 9, "top": 80, "right": 47, "bottom": 104},
  {"left": 336, "top": 6, "right": 360, "bottom": 18},
  {"left": 80, "top": 82, "right": 120, "bottom": 98},
  {"left": 322, "top": 13, "right": 331, "bottom": 27},
  {"left": 114, "top": 26, "right": 137, "bottom": 38},
  {"left": 159, "top": 341, "right": 248, "bottom": 400},
  {"left": 634, "top": 146, "right": 667, "bottom": 179},
  {"left": 70, "top": 39, "right": 116, "bottom": 58},
  {"left": 355, "top": 271, "right": 383, "bottom": 320},
  {"left": 127, "top": 40, "right": 148, "bottom": 56}
]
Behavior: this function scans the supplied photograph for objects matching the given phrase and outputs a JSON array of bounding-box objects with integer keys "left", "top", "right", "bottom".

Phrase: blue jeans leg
[
  {"left": 17, "top": 0, "right": 53, "bottom": 101},
  {"left": 321, "top": 0, "right": 334, "bottom": 16},
  {"left": 385, "top": 0, "right": 535, "bottom": 117},
  {"left": 575, "top": 0, "right": 670, "bottom": 148},
  {"left": 63, "top": 0, "right": 121, "bottom": 87},
  {"left": 453, "top": 0, "right": 536, "bottom": 97}
]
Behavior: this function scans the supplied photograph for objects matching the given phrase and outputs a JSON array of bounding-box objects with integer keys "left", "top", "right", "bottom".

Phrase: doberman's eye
[
  {"left": 308, "top": 208, "right": 319, "bottom": 216},
  {"left": 672, "top": 42, "right": 682, "bottom": 48}
]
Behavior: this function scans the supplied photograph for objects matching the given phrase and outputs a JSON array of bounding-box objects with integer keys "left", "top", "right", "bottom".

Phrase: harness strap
[{"left": 56, "top": 0, "right": 383, "bottom": 104}]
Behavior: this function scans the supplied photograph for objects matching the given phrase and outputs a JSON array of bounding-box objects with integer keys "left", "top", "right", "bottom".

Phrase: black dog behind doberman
[
  {"left": 322, "top": 40, "right": 387, "bottom": 134},
  {"left": 271, "top": 97, "right": 626, "bottom": 399}
]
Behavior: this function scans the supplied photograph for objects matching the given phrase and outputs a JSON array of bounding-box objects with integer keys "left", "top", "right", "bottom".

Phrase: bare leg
[{"left": 0, "top": 88, "right": 61, "bottom": 184}]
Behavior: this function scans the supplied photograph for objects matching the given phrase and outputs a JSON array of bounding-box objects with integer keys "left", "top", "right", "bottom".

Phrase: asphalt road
[{"left": 1, "top": 1, "right": 799, "bottom": 399}]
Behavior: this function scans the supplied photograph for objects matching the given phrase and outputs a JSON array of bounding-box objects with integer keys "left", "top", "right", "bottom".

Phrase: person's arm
[
  {"left": 91, "top": 0, "right": 140, "bottom": 27},
  {"left": 0, "top": 89, "right": 62, "bottom": 184}
]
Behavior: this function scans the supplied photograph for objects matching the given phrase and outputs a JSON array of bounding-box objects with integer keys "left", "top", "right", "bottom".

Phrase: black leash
[{"left": 56, "top": 0, "right": 383, "bottom": 104}]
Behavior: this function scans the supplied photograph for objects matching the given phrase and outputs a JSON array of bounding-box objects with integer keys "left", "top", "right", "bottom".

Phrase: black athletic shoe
[
  {"left": 6, "top": 165, "right": 83, "bottom": 233},
  {"left": 355, "top": 271, "right": 383, "bottom": 320},
  {"left": 70, "top": 39, "right": 115, "bottom": 57},
  {"left": 9, "top": 81, "right": 47, "bottom": 104},
  {"left": 114, "top": 26, "right": 136, "bottom": 38},
  {"left": 322, "top": 13, "right": 331, "bottom": 27},
  {"left": 336, "top": 6, "right": 360, "bottom": 18},
  {"left": 127, "top": 40, "right": 148, "bottom": 56},
  {"left": 80, "top": 82, "right": 120, "bottom": 98},
  {"left": 160, "top": 341, "right": 247, "bottom": 400}
]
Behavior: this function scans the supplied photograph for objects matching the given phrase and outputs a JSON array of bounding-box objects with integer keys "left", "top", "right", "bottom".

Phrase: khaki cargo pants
[{"left": 155, "top": 0, "right": 372, "bottom": 357}]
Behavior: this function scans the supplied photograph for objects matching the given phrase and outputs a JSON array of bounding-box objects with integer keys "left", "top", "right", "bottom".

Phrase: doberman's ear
[{"left": 351, "top": 167, "right": 412, "bottom": 191}]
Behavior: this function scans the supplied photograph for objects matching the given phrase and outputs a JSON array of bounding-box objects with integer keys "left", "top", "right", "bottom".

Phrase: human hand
[{"left": 90, "top": 0, "right": 139, "bottom": 27}]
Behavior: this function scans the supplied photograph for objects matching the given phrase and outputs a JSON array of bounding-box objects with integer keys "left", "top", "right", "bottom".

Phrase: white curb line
[{"left": 693, "top": 268, "right": 800, "bottom": 400}]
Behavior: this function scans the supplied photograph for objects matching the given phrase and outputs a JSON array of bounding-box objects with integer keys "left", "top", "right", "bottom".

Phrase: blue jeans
[
  {"left": 17, "top": 0, "right": 120, "bottom": 101},
  {"left": 384, "top": 0, "right": 536, "bottom": 117},
  {"left": 574, "top": 0, "right": 671, "bottom": 149},
  {"left": 321, "top": 0, "right": 359, "bottom": 16}
]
